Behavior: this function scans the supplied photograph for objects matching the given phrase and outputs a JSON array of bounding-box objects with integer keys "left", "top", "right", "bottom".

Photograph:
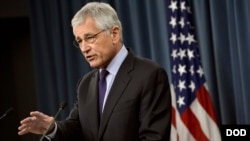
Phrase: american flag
[{"left": 167, "top": 0, "right": 221, "bottom": 140}]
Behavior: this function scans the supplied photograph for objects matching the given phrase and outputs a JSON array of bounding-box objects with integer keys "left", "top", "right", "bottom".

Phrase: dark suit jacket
[{"left": 54, "top": 49, "right": 172, "bottom": 141}]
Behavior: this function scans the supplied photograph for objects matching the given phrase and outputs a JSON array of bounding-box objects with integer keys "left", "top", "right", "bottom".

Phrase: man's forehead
[{"left": 73, "top": 20, "right": 98, "bottom": 36}]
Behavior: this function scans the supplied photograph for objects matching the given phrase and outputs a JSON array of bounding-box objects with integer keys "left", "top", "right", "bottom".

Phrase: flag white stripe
[{"left": 170, "top": 124, "right": 178, "bottom": 141}]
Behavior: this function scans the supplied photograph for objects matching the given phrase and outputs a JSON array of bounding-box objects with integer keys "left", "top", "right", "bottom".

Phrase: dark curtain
[{"left": 28, "top": 0, "right": 250, "bottom": 125}]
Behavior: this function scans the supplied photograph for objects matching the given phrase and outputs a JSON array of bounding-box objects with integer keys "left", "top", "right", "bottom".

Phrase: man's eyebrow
[
  {"left": 84, "top": 33, "right": 94, "bottom": 37},
  {"left": 75, "top": 36, "right": 81, "bottom": 41},
  {"left": 75, "top": 33, "right": 92, "bottom": 40}
]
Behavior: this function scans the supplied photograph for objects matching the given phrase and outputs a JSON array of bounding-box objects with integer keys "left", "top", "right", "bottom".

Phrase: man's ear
[{"left": 110, "top": 26, "right": 121, "bottom": 43}]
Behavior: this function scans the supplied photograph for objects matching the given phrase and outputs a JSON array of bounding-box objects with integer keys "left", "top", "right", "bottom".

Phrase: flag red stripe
[
  {"left": 181, "top": 108, "right": 209, "bottom": 141},
  {"left": 196, "top": 86, "right": 219, "bottom": 124}
]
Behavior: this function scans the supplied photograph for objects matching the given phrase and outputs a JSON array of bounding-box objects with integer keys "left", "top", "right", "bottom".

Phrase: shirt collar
[{"left": 101, "top": 45, "right": 128, "bottom": 76}]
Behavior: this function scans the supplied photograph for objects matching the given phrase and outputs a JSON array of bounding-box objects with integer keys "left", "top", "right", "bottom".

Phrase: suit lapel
[
  {"left": 98, "top": 51, "right": 135, "bottom": 138},
  {"left": 85, "top": 71, "right": 100, "bottom": 136}
]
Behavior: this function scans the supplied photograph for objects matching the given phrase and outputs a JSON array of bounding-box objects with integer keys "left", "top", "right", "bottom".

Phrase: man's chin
[{"left": 89, "top": 62, "right": 99, "bottom": 69}]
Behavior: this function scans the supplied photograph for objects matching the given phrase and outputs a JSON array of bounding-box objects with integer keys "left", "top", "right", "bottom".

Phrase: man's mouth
[{"left": 86, "top": 55, "right": 96, "bottom": 62}]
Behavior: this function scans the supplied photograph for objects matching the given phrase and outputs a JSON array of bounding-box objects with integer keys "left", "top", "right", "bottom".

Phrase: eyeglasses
[{"left": 73, "top": 30, "right": 106, "bottom": 48}]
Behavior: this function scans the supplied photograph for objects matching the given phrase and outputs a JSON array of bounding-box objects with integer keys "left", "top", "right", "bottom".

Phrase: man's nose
[{"left": 79, "top": 42, "right": 91, "bottom": 53}]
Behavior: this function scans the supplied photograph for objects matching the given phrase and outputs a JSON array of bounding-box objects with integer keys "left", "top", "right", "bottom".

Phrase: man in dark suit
[{"left": 18, "top": 2, "right": 172, "bottom": 141}]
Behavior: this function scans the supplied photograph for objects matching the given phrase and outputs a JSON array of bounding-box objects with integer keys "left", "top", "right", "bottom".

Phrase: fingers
[
  {"left": 18, "top": 117, "right": 33, "bottom": 135},
  {"left": 18, "top": 111, "right": 50, "bottom": 135},
  {"left": 18, "top": 124, "right": 31, "bottom": 135},
  {"left": 30, "top": 111, "right": 49, "bottom": 119}
]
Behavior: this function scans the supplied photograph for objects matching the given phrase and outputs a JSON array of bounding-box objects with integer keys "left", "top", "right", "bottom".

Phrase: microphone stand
[
  {"left": 0, "top": 107, "right": 14, "bottom": 120},
  {"left": 39, "top": 102, "right": 67, "bottom": 141}
]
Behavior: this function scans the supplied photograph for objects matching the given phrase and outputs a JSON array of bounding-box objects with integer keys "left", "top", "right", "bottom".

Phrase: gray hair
[{"left": 71, "top": 2, "right": 123, "bottom": 40}]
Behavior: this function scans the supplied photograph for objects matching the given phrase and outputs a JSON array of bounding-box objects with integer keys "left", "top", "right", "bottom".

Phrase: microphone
[
  {"left": 0, "top": 107, "right": 14, "bottom": 120},
  {"left": 39, "top": 101, "right": 67, "bottom": 141}
]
